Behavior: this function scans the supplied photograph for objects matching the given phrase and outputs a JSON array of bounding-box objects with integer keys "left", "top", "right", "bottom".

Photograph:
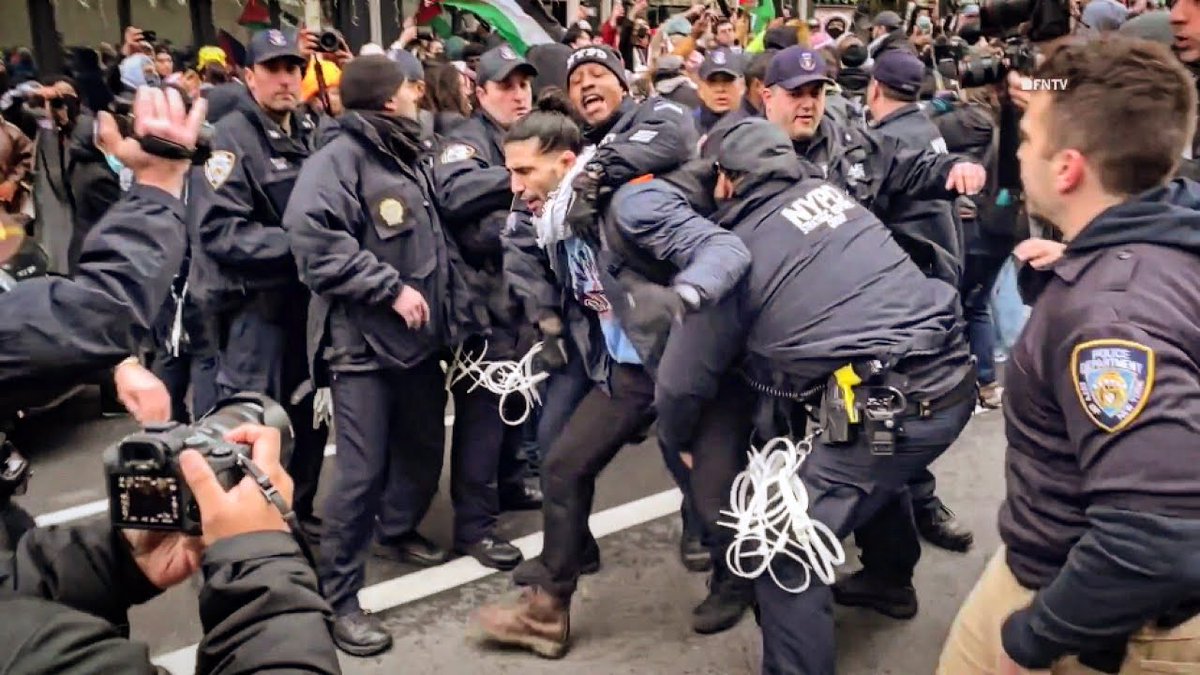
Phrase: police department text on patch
[{"left": 1072, "top": 340, "right": 1154, "bottom": 433}]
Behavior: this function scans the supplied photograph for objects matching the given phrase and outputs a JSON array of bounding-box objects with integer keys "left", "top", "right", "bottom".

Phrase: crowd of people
[{"left": 0, "top": 0, "right": 1198, "bottom": 672}]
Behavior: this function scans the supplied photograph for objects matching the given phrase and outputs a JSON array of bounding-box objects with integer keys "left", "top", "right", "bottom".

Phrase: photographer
[{"left": 0, "top": 424, "right": 340, "bottom": 673}]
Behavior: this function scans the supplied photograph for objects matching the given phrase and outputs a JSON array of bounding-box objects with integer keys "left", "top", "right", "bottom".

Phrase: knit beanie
[
  {"left": 340, "top": 55, "right": 409, "bottom": 111},
  {"left": 566, "top": 45, "right": 628, "bottom": 91}
]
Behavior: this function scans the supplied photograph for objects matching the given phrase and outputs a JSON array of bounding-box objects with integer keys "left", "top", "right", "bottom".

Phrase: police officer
[
  {"left": 286, "top": 54, "right": 465, "bottom": 656},
  {"left": 655, "top": 119, "right": 977, "bottom": 675},
  {"left": 694, "top": 47, "right": 746, "bottom": 137},
  {"left": 189, "top": 29, "right": 326, "bottom": 529},
  {"left": 866, "top": 48, "right": 976, "bottom": 553},
  {"left": 435, "top": 45, "right": 544, "bottom": 547},
  {"left": 939, "top": 37, "right": 1200, "bottom": 674}
]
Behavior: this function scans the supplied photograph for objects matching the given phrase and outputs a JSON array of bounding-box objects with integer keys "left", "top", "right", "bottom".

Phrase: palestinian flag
[
  {"left": 237, "top": 0, "right": 272, "bottom": 31},
  {"left": 418, "top": 0, "right": 564, "bottom": 54},
  {"left": 742, "top": 0, "right": 777, "bottom": 32},
  {"left": 414, "top": 0, "right": 454, "bottom": 37}
]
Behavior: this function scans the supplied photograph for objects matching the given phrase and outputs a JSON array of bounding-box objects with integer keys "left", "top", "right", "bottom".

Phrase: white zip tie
[
  {"left": 718, "top": 434, "right": 846, "bottom": 594},
  {"left": 443, "top": 340, "right": 550, "bottom": 427}
]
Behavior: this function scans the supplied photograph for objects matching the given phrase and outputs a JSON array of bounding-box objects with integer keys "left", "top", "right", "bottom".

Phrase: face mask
[
  {"left": 916, "top": 16, "right": 933, "bottom": 31},
  {"left": 105, "top": 153, "right": 125, "bottom": 175},
  {"left": 827, "top": 25, "right": 845, "bottom": 39}
]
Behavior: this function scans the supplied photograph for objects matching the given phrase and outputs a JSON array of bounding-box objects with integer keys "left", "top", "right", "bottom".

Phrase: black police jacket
[
  {"left": 871, "top": 103, "right": 963, "bottom": 287},
  {"left": 0, "top": 522, "right": 340, "bottom": 674},
  {"left": 997, "top": 179, "right": 1200, "bottom": 671},
  {"left": 287, "top": 111, "right": 481, "bottom": 375},
  {"left": 188, "top": 94, "right": 315, "bottom": 310},
  {"left": 0, "top": 184, "right": 185, "bottom": 388},
  {"left": 436, "top": 111, "right": 535, "bottom": 359},
  {"left": 655, "top": 170, "right": 969, "bottom": 453},
  {"left": 797, "top": 114, "right": 968, "bottom": 285},
  {"left": 503, "top": 96, "right": 697, "bottom": 387}
]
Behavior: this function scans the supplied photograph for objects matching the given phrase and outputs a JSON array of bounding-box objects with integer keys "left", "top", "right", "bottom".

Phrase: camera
[
  {"left": 956, "top": 37, "right": 1037, "bottom": 87},
  {"left": 103, "top": 393, "right": 293, "bottom": 535},
  {"left": 317, "top": 28, "right": 345, "bottom": 53}
]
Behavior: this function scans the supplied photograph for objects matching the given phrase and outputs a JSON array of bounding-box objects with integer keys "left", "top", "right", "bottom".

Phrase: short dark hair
[
  {"left": 1035, "top": 36, "right": 1196, "bottom": 195},
  {"left": 745, "top": 52, "right": 773, "bottom": 84},
  {"left": 504, "top": 98, "right": 583, "bottom": 155},
  {"left": 154, "top": 45, "right": 171, "bottom": 57},
  {"left": 716, "top": 18, "right": 734, "bottom": 30}
]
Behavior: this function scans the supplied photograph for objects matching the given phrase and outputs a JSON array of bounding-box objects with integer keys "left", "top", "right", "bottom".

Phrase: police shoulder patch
[
  {"left": 204, "top": 151, "right": 236, "bottom": 190},
  {"left": 653, "top": 100, "right": 685, "bottom": 116},
  {"left": 379, "top": 198, "right": 406, "bottom": 227},
  {"left": 1071, "top": 339, "right": 1155, "bottom": 433},
  {"left": 439, "top": 143, "right": 476, "bottom": 164}
]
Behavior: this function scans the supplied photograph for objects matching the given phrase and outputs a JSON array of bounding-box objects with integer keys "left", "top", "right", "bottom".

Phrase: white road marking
[
  {"left": 32, "top": 414, "right": 458, "bottom": 528},
  {"left": 151, "top": 488, "right": 684, "bottom": 674}
]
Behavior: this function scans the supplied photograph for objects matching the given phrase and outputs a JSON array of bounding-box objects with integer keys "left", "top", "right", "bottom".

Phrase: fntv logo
[{"left": 1020, "top": 77, "right": 1069, "bottom": 91}]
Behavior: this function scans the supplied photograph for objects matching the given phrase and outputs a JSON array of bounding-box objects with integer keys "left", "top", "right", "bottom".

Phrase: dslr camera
[
  {"left": 103, "top": 393, "right": 293, "bottom": 536},
  {"left": 317, "top": 28, "right": 346, "bottom": 53}
]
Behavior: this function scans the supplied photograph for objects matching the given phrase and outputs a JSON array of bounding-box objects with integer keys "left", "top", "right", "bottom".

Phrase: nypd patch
[
  {"left": 439, "top": 143, "right": 476, "bottom": 164},
  {"left": 204, "top": 151, "right": 236, "bottom": 190},
  {"left": 1072, "top": 339, "right": 1155, "bottom": 433}
]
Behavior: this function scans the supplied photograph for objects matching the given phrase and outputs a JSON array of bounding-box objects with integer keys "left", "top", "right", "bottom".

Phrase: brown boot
[{"left": 473, "top": 586, "right": 570, "bottom": 658}]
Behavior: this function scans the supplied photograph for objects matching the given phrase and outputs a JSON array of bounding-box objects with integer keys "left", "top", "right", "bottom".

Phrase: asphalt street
[{"left": 12, "top": 388, "right": 1007, "bottom": 675}]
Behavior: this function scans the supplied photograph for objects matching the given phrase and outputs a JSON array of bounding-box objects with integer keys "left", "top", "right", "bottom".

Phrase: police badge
[
  {"left": 713, "top": 50, "right": 727, "bottom": 65},
  {"left": 379, "top": 198, "right": 406, "bottom": 227},
  {"left": 1071, "top": 339, "right": 1155, "bottom": 432},
  {"left": 499, "top": 46, "right": 518, "bottom": 60},
  {"left": 800, "top": 52, "right": 815, "bottom": 71},
  {"left": 439, "top": 143, "right": 476, "bottom": 164},
  {"left": 204, "top": 151, "right": 236, "bottom": 190},
  {"left": 267, "top": 30, "right": 287, "bottom": 46}
]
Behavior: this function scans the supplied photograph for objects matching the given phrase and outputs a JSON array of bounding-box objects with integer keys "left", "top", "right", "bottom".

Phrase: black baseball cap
[
  {"left": 247, "top": 29, "right": 305, "bottom": 67},
  {"left": 699, "top": 47, "right": 744, "bottom": 81},
  {"left": 477, "top": 45, "right": 538, "bottom": 84},
  {"left": 764, "top": 46, "right": 834, "bottom": 91},
  {"left": 871, "top": 49, "right": 925, "bottom": 96}
]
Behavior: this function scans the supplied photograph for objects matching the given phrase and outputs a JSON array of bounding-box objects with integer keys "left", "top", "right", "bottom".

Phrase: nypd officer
[
  {"left": 286, "top": 54, "right": 467, "bottom": 656},
  {"left": 755, "top": 46, "right": 984, "bottom": 555},
  {"left": 939, "top": 37, "right": 1200, "bottom": 674},
  {"left": 864, "top": 49, "right": 976, "bottom": 553},
  {"left": 656, "top": 119, "right": 977, "bottom": 675},
  {"left": 694, "top": 47, "right": 746, "bottom": 137},
  {"left": 434, "top": 45, "right": 544, "bottom": 564},
  {"left": 189, "top": 28, "right": 326, "bottom": 529}
]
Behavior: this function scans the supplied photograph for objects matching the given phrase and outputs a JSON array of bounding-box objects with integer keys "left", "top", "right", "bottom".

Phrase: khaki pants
[{"left": 938, "top": 548, "right": 1200, "bottom": 675}]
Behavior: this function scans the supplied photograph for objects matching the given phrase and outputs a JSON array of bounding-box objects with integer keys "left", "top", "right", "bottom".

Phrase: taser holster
[{"left": 819, "top": 361, "right": 909, "bottom": 455}]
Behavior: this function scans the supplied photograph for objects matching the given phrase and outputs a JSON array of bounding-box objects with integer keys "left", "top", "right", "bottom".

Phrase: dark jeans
[
  {"left": 756, "top": 394, "right": 976, "bottom": 675},
  {"left": 521, "top": 364, "right": 655, "bottom": 600},
  {"left": 215, "top": 292, "right": 327, "bottom": 520},
  {"left": 319, "top": 360, "right": 447, "bottom": 615},
  {"left": 660, "top": 442, "right": 705, "bottom": 540}
]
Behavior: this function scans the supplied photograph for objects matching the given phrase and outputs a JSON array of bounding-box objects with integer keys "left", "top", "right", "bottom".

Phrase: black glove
[
  {"left": 566, "top": 162, "right": 608, "bottom": 244},
  {"left": 535, "top": 314, "right": 569, "bottom": 372},
  {"left": 624, "top": 281, "right": 685, "bottom": 339}
]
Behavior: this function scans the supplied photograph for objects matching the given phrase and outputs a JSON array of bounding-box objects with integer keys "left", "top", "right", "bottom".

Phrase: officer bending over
[
  {"left": 434, "top": 46, "right": 545, "bottom": 573},
  {"left": 939, "top": 37, "right": 1200, "bottom": 674},
  {"left": 190, "top": 29, "right": 327, "bottom": 529},
  {"left": 0, "top": 425, "right": 340, "bottom": 674},
  {"left": 286, "top": 54, "right": 476, "bottom": 657},
  {"left": 656, "top": 119, "right": 976, "bottom": 675}
]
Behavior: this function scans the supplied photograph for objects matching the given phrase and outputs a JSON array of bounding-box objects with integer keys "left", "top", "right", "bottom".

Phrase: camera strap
[{"left": 235, "top": 453, "right": 323, "bottom": 587}]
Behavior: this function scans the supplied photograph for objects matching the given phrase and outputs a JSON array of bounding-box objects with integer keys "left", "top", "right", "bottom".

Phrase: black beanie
[
  {"left": 340, "top": 55, "right": 409, "bottom": 111},
  {"left": 566, "top": 45, "right": 628, "bottom": 91}
]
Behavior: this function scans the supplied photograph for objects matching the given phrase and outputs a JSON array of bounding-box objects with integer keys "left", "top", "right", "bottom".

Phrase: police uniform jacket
[
  {"left": 188, "top": 91, "right": 315, "bottom": 310},
  {"left": 436, "top": 111, "right": 534, "bottom": 359},
  {"left": 0, "top": 521, "right": 339, "bottom": 674},
  {"left": 286, "top": 111, "right": 477, "bottom": 376},
  {"left": 871, "top": 102, "right": 963, "bottom": 287},
  {"left": 0, "top": 185, "right": 185, "bottom": 389},
  {"left": 655, "top": 165, "right": 971, "bottom": 453},
  {"left": 797, "top": 114, "right": 968, "bottom": 286},
  {"left": 503, "top": 95, "right": 697, "bottom": 388},
  {"left": 997, "top": 179, "right": 1200, "bottom": 670}
]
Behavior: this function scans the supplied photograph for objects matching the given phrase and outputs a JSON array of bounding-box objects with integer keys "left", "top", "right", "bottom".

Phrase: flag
[
  {"left": 438, "top": 0, "right": 565, "bottom": 54},
  {"left": 415, "top": 0, "right": 455, "bottom": 38},
  {"left": 237, "top": 0, "right": 271, "bottom": 30},
  {"left": 747, "top": 0, "right": 777, "bottom": 32}
]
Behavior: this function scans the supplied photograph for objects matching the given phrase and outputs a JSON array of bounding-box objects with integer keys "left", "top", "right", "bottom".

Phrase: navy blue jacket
[
  {"left": 655, "top": 170, "right": 970, "bottom": 453},
  {"left": 286, "top": 111, "right": 482, "bottom": 375}
]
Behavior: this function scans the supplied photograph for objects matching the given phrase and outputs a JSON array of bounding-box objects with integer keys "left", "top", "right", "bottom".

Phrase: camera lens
[{"left": 318, "top": 30, "right": 341, "bottom": 52}]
